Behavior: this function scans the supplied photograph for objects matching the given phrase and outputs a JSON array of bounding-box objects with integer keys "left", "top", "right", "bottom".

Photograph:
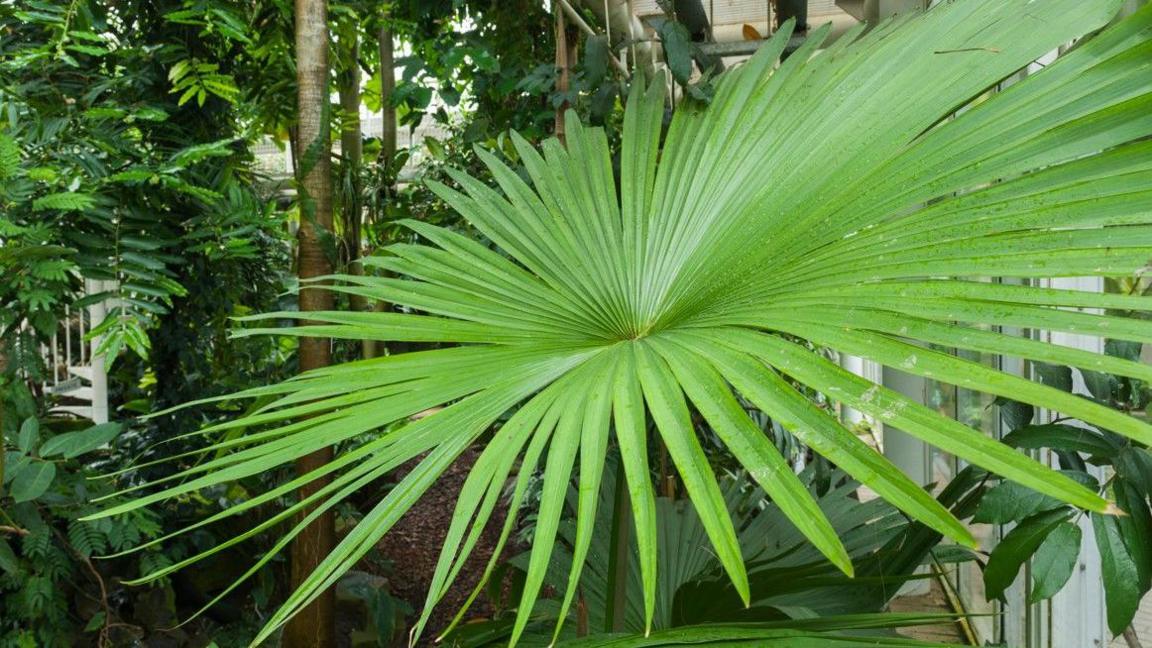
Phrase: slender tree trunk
[
  {"left": 338, "top": 31, "right": 367, "bottom": 328},
  {"left": 378, "top": 23, "right": 396, "bottom": 167},
  {"left": 363, "top": 22, "right": 396, "bottom": 360},
  {"left": 339, "top": 36, "right": 363, "bottom": 269},
  {"left": 286, "top": 0, "right": 336, "bottom": 645},
  {"left": 0, "top": 341, "right": 6, "bottom": 495},
  {"left": 553, "top": 6, "right": 575, "bottom": 143}
]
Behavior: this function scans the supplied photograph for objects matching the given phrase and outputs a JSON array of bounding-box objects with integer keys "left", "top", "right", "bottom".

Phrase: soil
[{"left": 371, "top": 447, "right": 518, "bottom": 646}]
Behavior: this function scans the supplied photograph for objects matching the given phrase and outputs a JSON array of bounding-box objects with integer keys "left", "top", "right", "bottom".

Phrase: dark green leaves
[
  {"left": 583, "top": 35, "right": 610, "bottom": 87},
  {"left": 984, "top": 509, "right": 1072, "bottom": 601},
  {"left": 996, "top": 397, "right": 1035, "bottom": 431},
  {"left": 1115, "top": 448, "right": 1152, "bottom": 496},
  {"left": 6, "top": 419, "right": 118, "bottom": 503},
  {"left": 0, "top": 539, "right": 19, "bottom": 576},
  {"left": 1004, "top": 424, "right": 1118, "bottom": 459},
  {"left": 1034, "top": 363, "right": 1074, "bottom": 393},
  {"left": 972, "top": 481, "right": 1064, "bottom": 525},
  {"left": 0, "top": 133, "right": 19, "bottom": 180},
  {"left": 1094, "top": 511, "right": 1144, "bottom": 635},
  {"left": 656, "top": 20, "right": 694, "bottom": 86},
  {"left": 1029, "top": 522, "right": 1081, "bottom": 602}
]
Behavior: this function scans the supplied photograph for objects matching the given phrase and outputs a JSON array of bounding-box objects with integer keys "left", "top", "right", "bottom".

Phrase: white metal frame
[{"left": 1030, "top": 277, "right": 1109, "bottom": 648}]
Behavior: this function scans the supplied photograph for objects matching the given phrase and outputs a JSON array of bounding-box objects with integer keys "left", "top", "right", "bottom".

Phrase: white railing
[{"left": 34, "top": 280, "right": 110, "bottom": 423}]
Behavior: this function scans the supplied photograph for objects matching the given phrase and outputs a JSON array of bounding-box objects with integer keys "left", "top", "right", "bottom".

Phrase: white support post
[
  {"left": 84, "top": 279, "right": 110, "bottom": 424},
  {"left": 839, "top": 354, "right": 881, "bottom": 427},
  {"left": 64, "top": 304, "right": 72, "bottom": 372}
]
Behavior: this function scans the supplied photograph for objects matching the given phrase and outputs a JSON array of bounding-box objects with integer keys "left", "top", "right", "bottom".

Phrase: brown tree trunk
[
  {"left": 286, "top": 0, "right": 336, "bottom": 645},
  {"left": 338, "top": 29, "right": 367, "bottom": 326},
  {"left": 363, "top": 21, "right": 397, "bottom": 360},
  {"left": 553, "top": 6, "right": 575, "bottom": 143},
  {"left": 378, "top": 23, "right": 397, "bottom": 166},
  {"left": 339, "top": 35, "right": 363, "bottom": 270},
  {"left": 0, "top": 340, "right": 6, "bottom": 495}
]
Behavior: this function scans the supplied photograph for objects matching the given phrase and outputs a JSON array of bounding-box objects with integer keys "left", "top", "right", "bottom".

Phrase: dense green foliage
[
  {"left": 86, "top": 1, "right": 1152, "bottom": 646},
  {"left": 975, "top": 355, "right": 1152, "bottom": 635},
  {"left": 3, "top": 1, "right": 1152, "bottom": 646},
  {"left": 0, "top": 1, "right": 293, "bottom": 644},
  {"left": 0, "top": 0, "right": 282, "bottom": 361}
]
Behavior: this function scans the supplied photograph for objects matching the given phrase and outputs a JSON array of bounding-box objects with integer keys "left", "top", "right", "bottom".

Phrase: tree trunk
[
  {"left": 0, "top": 340, "right": 6, "bottom": 496},
  {"left": 378, "top": 23, "right": 397, "bottom": 167},
  {"left": 286, "top": 0, "right": 336, "bottom": 645},
  {"left": 338, "top": 29, "right": 368, "bottom": 334},
  {"left": 553, "top": 7, "right": 577, "bottom": 143},
  {"left": 363, "top": 22, "right": 396, "bottom": 360},
  {"left": 339, "top": 35, "right": 363, "bottom": 271}
]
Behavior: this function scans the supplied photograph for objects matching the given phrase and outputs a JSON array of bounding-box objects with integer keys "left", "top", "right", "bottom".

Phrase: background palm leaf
[
  {"left": 90, "top": 0, "right": 1152, "bottom": 644},
  {"left": 440, "top": 461, "right": 974, "bottom": 647}
]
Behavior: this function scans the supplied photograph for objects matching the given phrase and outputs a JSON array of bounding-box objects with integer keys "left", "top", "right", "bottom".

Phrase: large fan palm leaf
[{"left": 91, "top": 1, "right": 1152, "bottom": 645}]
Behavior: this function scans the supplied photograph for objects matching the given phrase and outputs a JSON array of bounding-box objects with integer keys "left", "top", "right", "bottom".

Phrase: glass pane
[
  {"left": 925, "top": 336, "right": 1001, "bottom": 644},
  {"left": 954, "top": 345, "right": 1000, "bottom": 644}
]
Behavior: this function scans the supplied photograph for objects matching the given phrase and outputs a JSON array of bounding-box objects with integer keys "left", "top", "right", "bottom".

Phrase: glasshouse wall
[{"left": 2, "top": 1, "right": 1152, "bottom": 648}]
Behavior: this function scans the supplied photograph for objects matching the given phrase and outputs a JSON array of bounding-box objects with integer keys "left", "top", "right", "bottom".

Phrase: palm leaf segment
[{"left": 91, "top": 1, "right": 1152, "bottom": 644}]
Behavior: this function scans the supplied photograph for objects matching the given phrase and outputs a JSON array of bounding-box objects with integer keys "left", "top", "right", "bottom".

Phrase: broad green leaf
[
  {"left": 1113, "top": 482, "right": 1152, "bottom": 593},
  {"left": 997, "top": 398, "right": 1036, "bottom": 432},
  {"left": 657, "top": 20, "right": 694, "bottom": 86},
  {"left": 12, "top": 462, "right": 56, "bottom": 503},
  {"left": 552, "top": 357, "right": 615, "bottom": 643},
  {"left": 1082, "top": 370, "right": 1117, "bottom": 402},
  {"left": 583, "top": 34, "right": 610, "bottom": 86},
  {"left": 1093, "top": 511, "right": 1144, "bottom": 635},
  {"left": 985, "top": 509, "right": 1072, "bottom": 601},
  {"left": 1035, "top": 363, "right": 1074, "bottom": 393},
  {"left": 1115, "top": 447, "right": 1152, "bottom": 498},
  {"left": 510, "top": 390, "right": 583, "bottom": 647},
  {"left": 634, "top": 342, "right": 750, "bottom": 605},
  {"left": 1029, "top": 522, "right": 1082, "bottom": 602},
  {"left": 1004, "top": 424, "right": 1118, "bottom": 459},
  {"left": 39, "top": 422, "right": 121, "bottom": 458},
  {"left": 611, "top": 346, "right": 658, "bottom": 633},
  {"left": 653, "top": 337, "right": 852, "bottom": 576},
  {"left": 972, "top": 481, "right": 1066, "bottom": 525},
  {"left": 679, "top": 329, "right": 973, "bottom": 545},
  {"left": 17, "top": 418, "right": 38, "bottom": 454}
]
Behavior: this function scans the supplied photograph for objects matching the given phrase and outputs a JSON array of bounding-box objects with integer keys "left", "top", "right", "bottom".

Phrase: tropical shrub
[
  {"left": 1, "top": 413, "right": 168, "bottom": 646},
  {"left": 971, "top": 357, "right": 1152, "bottom": 636},
  {"left": 92, "top": 0, "right": 1152, "bottom": 645},
  {"left": 443, "top": 461, "right": 972, "bottom": 646},
  {"left": 0, "top": 1, "right": 297, "bottom": 643},
  {"left": 0, "top": 0, "right": 284, "bottom": 363}
]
